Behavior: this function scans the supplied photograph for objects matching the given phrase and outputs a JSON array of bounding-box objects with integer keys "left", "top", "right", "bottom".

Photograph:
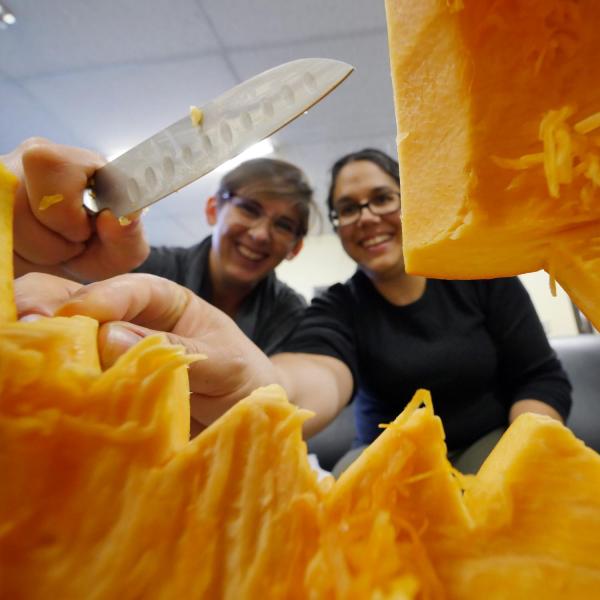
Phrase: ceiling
[{"left": 0, "top": 0, "right": 398, "bottom": 246}]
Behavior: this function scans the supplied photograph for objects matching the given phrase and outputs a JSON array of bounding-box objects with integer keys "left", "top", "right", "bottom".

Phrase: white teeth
[
  {"left": 363, "top": 234, "right": 392, "bottom": 248},
  {"left": 238, "top": 245, "right": 263, "bottom": 261}
]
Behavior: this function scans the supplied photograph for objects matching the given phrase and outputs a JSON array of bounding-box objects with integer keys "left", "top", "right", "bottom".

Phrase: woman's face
[
  {"left": 331, "top": 160, "right": 404, "bottom": 278},
  {"left": 206, "top": 182, "right": 304, "bottom": 288}
]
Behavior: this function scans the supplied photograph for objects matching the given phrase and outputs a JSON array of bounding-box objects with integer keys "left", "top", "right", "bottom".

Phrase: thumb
[
  {"left": 98, "top": 321, "right": 206, "bottom": 370},
  {"left": 98, "top": 322, "right": 146, "bottom": 369}
]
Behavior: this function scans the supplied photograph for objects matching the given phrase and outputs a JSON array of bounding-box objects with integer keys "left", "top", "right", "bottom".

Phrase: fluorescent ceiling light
[
  {"left": 0, "top": 2, "right": 15, "bottom": 27},
  {"left": 106, "top": 149, "right": 128, "bottom": 162},
  {"left": 216, "top": 139, "right": 275, "bottom": 173}
]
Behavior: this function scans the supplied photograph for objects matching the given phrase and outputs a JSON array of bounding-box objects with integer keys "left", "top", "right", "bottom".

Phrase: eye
[
  {"left": 235, "top": 199, "right": 262, "bottom": 218},
  {"left": 371, "top": 192, "right": 396, "bottom": 207},
  {"left": 336, "top": 202, "right": 359, "bottom": 218},
  {"left": 273, "top": 218, "right": 298, "bottom": 236}
]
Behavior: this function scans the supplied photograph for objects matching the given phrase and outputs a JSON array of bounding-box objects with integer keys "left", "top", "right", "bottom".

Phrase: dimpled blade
[{"left": 85, "top": 58, "right": 353, "bottom": 217}]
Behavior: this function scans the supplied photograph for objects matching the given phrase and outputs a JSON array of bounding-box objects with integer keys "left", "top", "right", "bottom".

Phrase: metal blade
[{"left": 85, "top": 58, "right": 353, "bottom": 217}]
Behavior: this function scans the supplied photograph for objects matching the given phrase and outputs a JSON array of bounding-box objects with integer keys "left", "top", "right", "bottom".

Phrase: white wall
[
  {"left": 277, "top": 234, "right": 579, "bottom": 338},
  {"left": 276, "top": 233, "right": 356, "bottom": 301},
  {"left": 519, "top": 272, "right": 578, "bottom": 337}
]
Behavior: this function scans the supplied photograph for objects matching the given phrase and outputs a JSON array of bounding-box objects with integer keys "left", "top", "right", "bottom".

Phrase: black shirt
[
  {"left": 283, "top": 270, "right": 572, "bottom": 451},
  {"left": 135, "top": 236, "right": 307, "bottom": 355}
]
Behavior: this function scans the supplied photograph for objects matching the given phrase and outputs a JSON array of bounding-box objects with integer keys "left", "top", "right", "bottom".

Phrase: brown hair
[{"left": 216, "top": 157, "right": 315, "bottom": 237}]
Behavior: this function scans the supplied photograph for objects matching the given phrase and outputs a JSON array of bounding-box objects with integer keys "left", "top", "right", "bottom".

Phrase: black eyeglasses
[
  {"left": 221, "top": 193, "right": 302, "bottom": 242},
  {"left": 329, "top": 190, "right": 401, "bottom": 228}
]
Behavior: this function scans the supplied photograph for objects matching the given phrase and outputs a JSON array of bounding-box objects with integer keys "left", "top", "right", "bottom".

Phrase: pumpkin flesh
[{"left": 385, "top": 0, "right": 600, "bottom": 328}]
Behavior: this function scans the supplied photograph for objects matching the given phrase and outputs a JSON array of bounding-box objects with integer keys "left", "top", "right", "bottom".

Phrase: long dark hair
[
  {"left": 326, "top": 148, "right": 400, "bottom": 225},
  {"left": 216, "top": 157, "right": 315, "bottom": 237}
]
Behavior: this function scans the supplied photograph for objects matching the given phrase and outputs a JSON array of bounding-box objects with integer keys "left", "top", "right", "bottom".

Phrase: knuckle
[{"left": 20, "top": 137, "right": 51, "bottom": 152}]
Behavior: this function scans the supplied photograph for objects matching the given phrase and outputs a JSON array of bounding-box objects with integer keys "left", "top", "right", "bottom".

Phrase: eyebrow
[
  {"left": 334, "top": 186, "right": 398, "bottom": 204},
  {"left": 239, "top": 196, "right": 301, "bottom": 223}
]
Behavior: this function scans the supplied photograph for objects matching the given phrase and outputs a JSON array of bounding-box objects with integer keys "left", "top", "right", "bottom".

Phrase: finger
[
  {"left": 13, "top": 186, "right": 86, "bottom": 265},
  {"left": 98, "top": 320, "right": 242, "bottom": 428},
  {"left": 97, "top": 322, "right": 148, "bottom": 369},
  {"left": 55, "top": 273, "right": 193, "bottom": 330},
  {"left": 98, "top": 321, "right": 208, "bottom": 369},
  {"left": 14, "top": 273, "right": 83, "bottom": 317},
  {"left": 56, "top": 274, "right": 277, "bottom": 426},
  {"left": 61, "top": 210, "right": 149, "bottom": 280},
  {"left": 21, "top": 140, "right": 104, "bottom": 243},
  {"left": 12, "top": 139, "right": 97, "bottom": 265},
  {"left": 98, "top": 321, "right": 226, "bottom": 424}
]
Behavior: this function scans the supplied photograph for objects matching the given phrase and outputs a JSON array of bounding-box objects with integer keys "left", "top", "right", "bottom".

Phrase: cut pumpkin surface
[
  {"left": 385, "top": 0, "right": 600, "bottom": 328},
  {"left": 1, "top": 155, "right": 600, "bottom": 598}
]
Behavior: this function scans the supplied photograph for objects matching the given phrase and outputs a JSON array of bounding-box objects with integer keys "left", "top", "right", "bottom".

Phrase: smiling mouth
[
  {"left": 237, "top": 244, "right": 266, "bottom": 262},
  {"left": 361, "top": 234, "right": 393, "bottom": 248}
]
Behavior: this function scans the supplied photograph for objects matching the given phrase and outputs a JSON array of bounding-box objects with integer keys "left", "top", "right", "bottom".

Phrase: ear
[
  {"left": 286, "top": 238, "right": 304, "bottom": 260},
  {"left": 205, "top": 196, "right": 218, "bottom": 226}
]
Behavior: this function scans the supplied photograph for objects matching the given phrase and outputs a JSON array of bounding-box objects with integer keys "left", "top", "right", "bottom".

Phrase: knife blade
[{"left": 84, "top": 58, "right": 353, "bottom": 218}]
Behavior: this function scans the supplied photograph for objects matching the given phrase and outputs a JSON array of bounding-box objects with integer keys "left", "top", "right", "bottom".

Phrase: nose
[
  {"left": 356, "top": 203, "right": 380, "bottom": 226},
  {"left": 247, "top": 216, "right": 271, "bottom": 242}
]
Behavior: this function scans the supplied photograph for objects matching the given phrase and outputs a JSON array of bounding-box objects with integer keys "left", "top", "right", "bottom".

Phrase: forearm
[
  {"left": 509, "top": 398, "right": 564, "bottom": 424},
  {"left": 272, "top": 352, "right": 353, "bottom": 437}
]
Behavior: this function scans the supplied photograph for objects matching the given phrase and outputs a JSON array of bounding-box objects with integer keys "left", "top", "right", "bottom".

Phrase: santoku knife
[{"left": 84, "top": 58, "right": 354, "bottom": 218}]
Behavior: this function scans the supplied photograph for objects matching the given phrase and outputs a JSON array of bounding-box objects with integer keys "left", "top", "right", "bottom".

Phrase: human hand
[
  {"left": 14, "top": 272, "right": 278, "bottom": 427},
  {"left": 3, "top": 138, "right": 149, "bottom": 282}
]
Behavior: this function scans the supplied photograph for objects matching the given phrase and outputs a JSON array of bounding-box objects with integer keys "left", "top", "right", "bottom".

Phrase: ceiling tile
[
  {"left": 0, "top": 0, "right": 221, "bottom": 79},
  {"left": 202, "top": 0, "right": 386, "bottom": 48},
  {"left": 229, "top": 33, "right": 396, "bottom": 146},
  {"left": 19, "top": 55, "right": 238, "bottom": 156},
  {"left": 0, "top": 78, "right": 84, "bottom": 150}
]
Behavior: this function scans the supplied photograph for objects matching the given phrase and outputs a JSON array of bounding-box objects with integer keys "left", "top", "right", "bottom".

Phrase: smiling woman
[
  {"left": 271, "top": 147, "right": 572, "bottom": 476},
  {"left": 133, "top": 156, "right": 315, "bottom": 355}
]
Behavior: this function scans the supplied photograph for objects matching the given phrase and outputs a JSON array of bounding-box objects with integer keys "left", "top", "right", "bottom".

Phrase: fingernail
[
  {"left": 19, "top": 313, "right": 45, "bottom": 323},
  {"left": 100, "top": 324, "right": 144, "bottom": 368},
  {"left": 118, "top": 208, "right": 146, "bottom": 227}
]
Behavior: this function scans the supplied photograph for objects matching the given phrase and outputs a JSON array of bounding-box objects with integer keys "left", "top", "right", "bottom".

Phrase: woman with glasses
[
  {"left": 273, "top": 148, "right": 572, "bottom": 475},
  {"left": 6, "top": 139, "right": 314, "bottom": 357},
  {"left": 133, "top": 157, "right": 313, "bottom": 355}
]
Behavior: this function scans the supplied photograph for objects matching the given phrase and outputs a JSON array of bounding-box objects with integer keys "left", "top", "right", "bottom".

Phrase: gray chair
[
  {"left": 307, "top": 334, "right": 600, "bottom": 471},
  {"left": 553, "top": 334, "right": 600, "bottom": 453}
]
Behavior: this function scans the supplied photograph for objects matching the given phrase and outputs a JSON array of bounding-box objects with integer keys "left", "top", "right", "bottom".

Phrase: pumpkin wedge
[
  {"left": 2, "top": 162, "right": 600, "bottom": 597},
  {"left": 310, "top": 390, "right": 600, "bottom": 599},
  {"left": 385, "top": 0, "right": 600, "bottom": 328}
]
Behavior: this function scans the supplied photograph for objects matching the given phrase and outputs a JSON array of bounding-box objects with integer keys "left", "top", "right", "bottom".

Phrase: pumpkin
[
  {"left": 1, "top": 162, "right": 600, "bottom": 597},
  {"left": 384, "top": 0, "right": 600, "bottom": 329},
  {"left": 307, "top": 390, "right": 600, "bottom": 598}
]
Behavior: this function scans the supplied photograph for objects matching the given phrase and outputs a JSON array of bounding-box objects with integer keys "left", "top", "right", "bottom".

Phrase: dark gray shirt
[{"left": 135, "top": 236, "right": 307, "bottom": 355}]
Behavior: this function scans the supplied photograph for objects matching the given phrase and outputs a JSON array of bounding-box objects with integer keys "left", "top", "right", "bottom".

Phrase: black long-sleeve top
[{"left": 282, "top": 271, "right": 572, "bottom": 451}]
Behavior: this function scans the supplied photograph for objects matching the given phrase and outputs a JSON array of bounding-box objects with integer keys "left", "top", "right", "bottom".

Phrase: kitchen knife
[{"left": 84, "top": 58, "right": 353, "bottom": 218}]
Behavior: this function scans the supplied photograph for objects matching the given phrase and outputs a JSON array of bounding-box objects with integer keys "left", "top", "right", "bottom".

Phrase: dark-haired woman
[{"left": 273, "top": 148, "right": 572, "bottom": 474}]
